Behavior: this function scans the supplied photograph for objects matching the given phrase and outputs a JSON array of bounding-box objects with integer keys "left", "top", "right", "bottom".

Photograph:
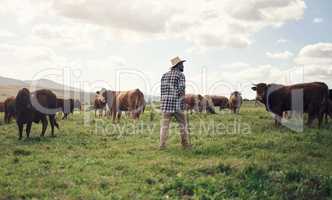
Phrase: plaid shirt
[{"left": 160, "top": 69, "right": 186, "bottom": 113}]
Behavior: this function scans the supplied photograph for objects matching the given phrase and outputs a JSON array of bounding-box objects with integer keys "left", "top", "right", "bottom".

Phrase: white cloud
[
  {"left": 276, "top": 38, "right": 289, "bottom": 44},
  {"left": 266, "top": 51, "right": 293, "bottom": 59},
  {"left": 50, "top": 0, "right": 306, "bottom": 49},
  {"left": 294, "top": 43, "right": 332, "bottom": 83},
  {"left": 295, "top": 43, "right": 332, "bottom": 65},
  {"left": 31, "top": 23, "right": 101, "bottom": 49},
  {"left": 0, "top": 44, "right": 57, "bottom": 63},
  {"left": 0, "top": 30, "right": 16, "bottom": 38},
  {"left": 0, "top": 0, "right": 52, "bottom": 24},
  {"left": 313, "top": 17, "right": 323, "bottom": 24}
]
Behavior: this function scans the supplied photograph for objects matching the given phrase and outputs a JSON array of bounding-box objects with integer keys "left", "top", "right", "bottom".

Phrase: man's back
[{"left": 160, "top": 69, "right": 185, "bottom": 113}]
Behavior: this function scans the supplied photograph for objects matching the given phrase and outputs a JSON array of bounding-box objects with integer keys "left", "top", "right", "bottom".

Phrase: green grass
[{"left": 0, "top": 102, "right": 332, "bottom": 199}]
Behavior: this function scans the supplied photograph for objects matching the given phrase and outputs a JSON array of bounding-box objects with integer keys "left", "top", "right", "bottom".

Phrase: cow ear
[{"left": 251, "top": 87, "right": 257, "bottom": 91}]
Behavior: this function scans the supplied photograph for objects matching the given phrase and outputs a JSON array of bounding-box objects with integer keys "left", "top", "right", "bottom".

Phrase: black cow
[
  {"left": 252, "top": 82, "right": 328, "bottom": 128},
  {"left": 16, "top": 88, "right": 59, "bottom": 139}
]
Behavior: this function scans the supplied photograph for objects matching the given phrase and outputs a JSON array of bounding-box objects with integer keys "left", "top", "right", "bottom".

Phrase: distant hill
[
  {"left": 24, "top": 79, "right": 79, "bottom": 91},
  {"left": 0, "top": 76, "right": 94, "bottom": 102},
  {"left": 0, "top": 76, "right": 26, "bottom": 86}
]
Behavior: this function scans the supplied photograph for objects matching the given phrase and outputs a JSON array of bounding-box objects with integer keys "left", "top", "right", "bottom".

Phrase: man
[{"left": 160, "top": 56, "right": 191, "bottom": 149}]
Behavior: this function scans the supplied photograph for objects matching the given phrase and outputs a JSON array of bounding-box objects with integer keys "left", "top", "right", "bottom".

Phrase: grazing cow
[
  {"left": 102, "top": 89, "right": 145, "bottom": 122},
  {"left": 204, "top": 95, "right": 229, "bottom": 110},
  {"left": 184, "top": 94, "right": 204, "bottom": 113},
  {"left": 4, "top": 97, "right": 16, "bottom": 123},
  {"left": 229, "top": 92, "right": 243, "bottom": 114},
  {"left": 56, "top": 98, "right": 74, "bottom": 119},
  {"left": 15, "top": 88, "right": 59, "bottom": 139},
  {"left": 252, "top": 82, "right": 328, "bottom": 128},
  {"left": 94, "top": 92, "right": 106, "bottom": 117}
]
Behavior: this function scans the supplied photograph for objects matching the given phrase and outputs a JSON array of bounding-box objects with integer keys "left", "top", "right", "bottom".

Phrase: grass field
[{"left": 0, "top": 102, "right": 332, "bottom": 199}]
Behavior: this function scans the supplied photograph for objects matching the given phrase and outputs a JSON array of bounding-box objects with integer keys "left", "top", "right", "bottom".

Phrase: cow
[
  {"left": 229, "top": 91, "right": 243, "bottom": 114},
  {"left": 252, "top": 82, "right": 329, "bottom": 128},
  {"left": 202, "top": 95, "right": 229, "bottom": 113},
  {"left": 204, "top": 95, "right": 229, "bottom": 110},
  {"left": 94, "top": 91, "right": 106, "bottom": 117},
  {"left": 15, "top": 88, "right": 59, "bottom": 140},
  {"left": 102, "top": 89, "right": 145, "bottom": 122},
  {"left": 184, "top": 94, "right": 204, "bottom": 113},
  {"left": 56, "top": 98, "right": 75, "bottom": 120},
  {"left": 4, "top": 97, "right": 16, "bottom": 123}
]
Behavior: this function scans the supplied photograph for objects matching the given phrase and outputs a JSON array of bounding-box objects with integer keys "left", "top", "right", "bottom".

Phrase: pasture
[{"left": 0, "top": 102, "right": 332, "bottom": 199}]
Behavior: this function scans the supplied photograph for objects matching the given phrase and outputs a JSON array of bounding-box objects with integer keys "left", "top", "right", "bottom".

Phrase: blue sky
[{"left": 0, "top": 0, "right": 331, "bottom": 98}]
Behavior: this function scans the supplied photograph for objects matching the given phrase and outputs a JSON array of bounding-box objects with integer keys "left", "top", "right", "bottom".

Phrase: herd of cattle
[
  {"left": 183, "top": 91, "right": 243, "bottom": 114},
  {"left": 1, "top": 81, "right": 332, "bottom": 139},
  {"left": 93, "top": 89, "right": 244, "bottom": 119}
]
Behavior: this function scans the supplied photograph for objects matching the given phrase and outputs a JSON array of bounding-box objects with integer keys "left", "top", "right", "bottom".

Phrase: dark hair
[{"left": 172, "top": 62, "right": 184, "bottom": 70}]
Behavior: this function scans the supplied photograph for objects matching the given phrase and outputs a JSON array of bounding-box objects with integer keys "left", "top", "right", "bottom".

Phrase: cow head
[
  {"left": 101, "top": 90, "right": 116, "bottom": 104},
  {"left": 251, "top": 83, "right": 268, "bottom": 103}
]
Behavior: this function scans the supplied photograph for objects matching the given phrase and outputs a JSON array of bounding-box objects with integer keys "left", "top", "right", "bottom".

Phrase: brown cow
[
  {"left": 184, "top": 94, "right": 204, "bottom": 113},
  {"left": 202, "top": 95, "right": 229, "bottom": 113},
  {"left": 229, "top": 91, "right": 243, "bottom": 114},
  {"left": 15, "top": 88, "right": 59, "bottom": 139},
  {"left": 102, "top": 89, "right": 145, "bottom": 122},
  {"left": 56, "top": 98, "right": 75, "bottom": 120},
  {"left": 94, "top": 91, "right": 106, "bottom": 117},
  {"left": 252, "top": 82, "right": 328, "bottom": 128},
  {"left": 4, "top": 97, "right": 16, "bottom": 123}
]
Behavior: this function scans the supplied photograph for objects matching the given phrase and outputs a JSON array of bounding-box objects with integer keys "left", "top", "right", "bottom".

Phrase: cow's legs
[
  {"left": 40, "top": 116, "right": 48, "bottom": 137},
  {"left": 62, "top": 113, "right": 68, "bottom": 120},
  {"left": 307, "top": 113, "right": 315, "bottom": 128},
  {"left": 318, "top": 106, "right": 326, "bottom": 128},
  {"left": 4, "top": 113, "right": 9, "bottom": 123},
  {"left": 49, "top": 115, "right": 56, "bottom": 137},
  {"left": 117, "top": 112, "right": 122, "bottom": 122},
  {"left": 318, "top": 114, "right": 324, "bottom": 129},
  {"left": 17, "top": 122, "right": 24, "bottom": 140},
  {"left": 26, "top": 122, "right": 32, "bottom": 139},
  {"left": 274, "top": 112, "right": 282, "bottom": 127}
]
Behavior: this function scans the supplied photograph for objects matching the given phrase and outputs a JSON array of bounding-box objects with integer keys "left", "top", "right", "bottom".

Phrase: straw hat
[{"left": 171, "top": 56, "right": 186, "bottom": 67}]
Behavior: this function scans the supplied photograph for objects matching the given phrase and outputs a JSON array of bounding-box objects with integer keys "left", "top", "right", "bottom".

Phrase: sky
[{"left": 0, "top": 0, "right": 331, "bottom": 98}]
